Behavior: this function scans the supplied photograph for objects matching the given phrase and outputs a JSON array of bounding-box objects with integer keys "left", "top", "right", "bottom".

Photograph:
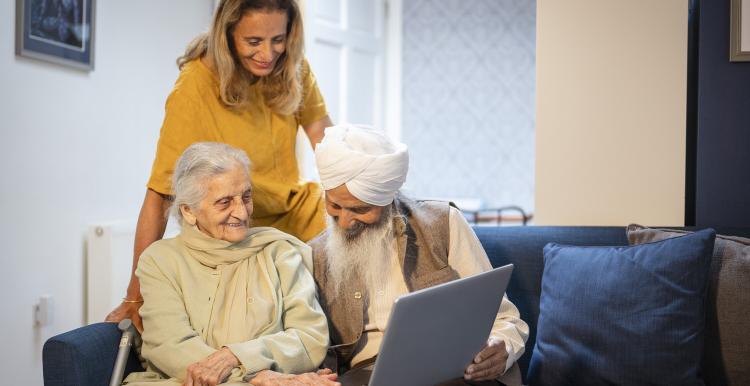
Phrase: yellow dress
[{"left": 148, "top": 59, "right": 328, "bottom": 241}]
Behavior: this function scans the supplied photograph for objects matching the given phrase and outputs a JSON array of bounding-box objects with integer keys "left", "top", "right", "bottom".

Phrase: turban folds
[{"left": 315, "top": 124, "right": 409, "bottom": 206}]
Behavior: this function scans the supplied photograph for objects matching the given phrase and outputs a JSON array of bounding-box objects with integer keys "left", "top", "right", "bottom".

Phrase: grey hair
[{"left": 170, "top": 142, "right": 252, "bottom": 221}]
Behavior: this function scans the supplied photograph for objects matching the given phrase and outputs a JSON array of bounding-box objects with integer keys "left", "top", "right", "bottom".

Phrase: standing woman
[{"left": 107, "top": 0, "right": 333, "bottom": 330}]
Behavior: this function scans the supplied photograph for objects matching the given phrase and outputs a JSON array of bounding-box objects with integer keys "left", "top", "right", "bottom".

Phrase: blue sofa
[{"left": 43, "top": 226, "right": 750, "bottom": 385}]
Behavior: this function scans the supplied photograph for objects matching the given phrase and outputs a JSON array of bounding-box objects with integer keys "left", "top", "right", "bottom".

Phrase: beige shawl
[
  {"left": 178, "top": 224, "right": 313, "bottom": 348},
  {"left": 124, "top": 223, "right": 327, "bottom": 385}
]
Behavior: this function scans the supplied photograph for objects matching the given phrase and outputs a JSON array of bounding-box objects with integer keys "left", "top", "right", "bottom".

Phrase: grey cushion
[{"left": 627, "top": 224, "right": 750, "bottom": 386}]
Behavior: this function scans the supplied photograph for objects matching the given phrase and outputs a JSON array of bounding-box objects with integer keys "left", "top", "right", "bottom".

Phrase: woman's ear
[{"left": 180, "top": 205, "right": 197, "bottom": 226}]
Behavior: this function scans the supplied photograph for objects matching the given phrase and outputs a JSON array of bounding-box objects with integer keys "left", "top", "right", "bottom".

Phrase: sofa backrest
[{"left": 473, "top": 226, "right": 628, "bottom": 381}]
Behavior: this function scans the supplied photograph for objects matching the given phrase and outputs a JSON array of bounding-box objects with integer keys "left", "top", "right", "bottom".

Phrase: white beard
[{"left": 324, "top": 208, "right": 395, "bottom": 298}]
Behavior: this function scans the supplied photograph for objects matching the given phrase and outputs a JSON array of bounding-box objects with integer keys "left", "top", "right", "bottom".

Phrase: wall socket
[{"left": 35, "top": 295, "right": 54, "bottom": 327}]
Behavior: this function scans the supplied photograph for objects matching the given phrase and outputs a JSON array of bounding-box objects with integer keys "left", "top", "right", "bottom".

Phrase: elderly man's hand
[
  {"left": 105, "top": 301, "right": 143, "bottom": 333},
  {"left": 464, "top": 338, "right": 508, "bottom": 381},
  {"left": 183, "top": 347, "right": 239, "bottom": 386},
  {"left": 250, "top": 369, "right": 340, "bottom": 386}
]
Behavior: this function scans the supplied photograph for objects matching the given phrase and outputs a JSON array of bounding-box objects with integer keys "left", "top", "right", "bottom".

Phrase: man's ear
[{"left": 181, "top": 205, "right": 197, "bottom": 225}]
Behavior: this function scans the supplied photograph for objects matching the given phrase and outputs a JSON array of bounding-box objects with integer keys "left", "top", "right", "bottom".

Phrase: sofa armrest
[{"left": 43, "top": 322, "right": 143, "bottom": 386}]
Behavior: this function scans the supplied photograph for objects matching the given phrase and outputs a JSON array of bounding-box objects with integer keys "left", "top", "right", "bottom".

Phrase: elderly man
[{"left": 309, "top": 125, "right": 529, "bottom": 385}]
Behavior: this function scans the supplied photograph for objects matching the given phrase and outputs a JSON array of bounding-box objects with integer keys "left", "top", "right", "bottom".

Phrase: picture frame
[
  {"left": 15, "top": 0, "right": 96, "bottom": 71},
  {"left": 730, "top": 0, "right": 750, "bottom": 62}
]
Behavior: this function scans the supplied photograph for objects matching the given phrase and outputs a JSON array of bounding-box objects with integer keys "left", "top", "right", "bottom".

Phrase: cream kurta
[
  {"left": 123, "top": 225, "right": 329, "bottom": 385},
  {"left": 351, "top": 207, "right": 529, "bottom": 385}
]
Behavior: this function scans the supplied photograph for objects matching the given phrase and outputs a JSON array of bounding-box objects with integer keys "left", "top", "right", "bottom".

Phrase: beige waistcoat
[{"left": 309, "top": 196, "right": 459, "bottom": 371}]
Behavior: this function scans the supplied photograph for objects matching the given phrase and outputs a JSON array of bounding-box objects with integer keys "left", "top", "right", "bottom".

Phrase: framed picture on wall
[
  {"left": 15, "top": 0, "right": 96, "bottom": 71},
  {"left": 731, "top": 0, "right": 750, "bottom": 62}
]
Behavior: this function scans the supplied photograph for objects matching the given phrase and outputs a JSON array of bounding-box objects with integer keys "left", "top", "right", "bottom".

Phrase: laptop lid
[{"left": 367, "top": 264, "right": 514, "bottom": 386}]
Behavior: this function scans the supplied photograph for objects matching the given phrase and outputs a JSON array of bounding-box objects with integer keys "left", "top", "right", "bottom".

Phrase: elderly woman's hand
[
  {"left": 183, "top": 347, "right": 240, "bottom": 386},
  {"left": 463, "top": 338, "right": 509, "bottom": 381},
  {"left": 250, "top": 369, "right": 340, "bottom": 386}
]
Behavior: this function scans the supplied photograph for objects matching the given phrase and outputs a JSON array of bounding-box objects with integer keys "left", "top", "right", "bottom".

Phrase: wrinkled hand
[
  {"left": 105, "top": 301, "right": 143, "bottom": 333},
  {"left": 250, "top": 369, "right": 340, "bottom": 386},
  {"left": 183, "top": 347, "right": 239, "bottom": 386},
  {"left": 315, "top": 368, "right": 337, "bottom": 378},
  {"left": 464, "top": 338, "right": 508, "bottom": 381}
]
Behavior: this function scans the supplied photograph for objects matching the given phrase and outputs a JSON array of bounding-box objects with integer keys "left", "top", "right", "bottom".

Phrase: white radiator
[
  {"left": 86, "top": 221, "right": 137, "bottom": 324},
  {"left": 86, "top": 219, "right": 179, "bottom": 324}
]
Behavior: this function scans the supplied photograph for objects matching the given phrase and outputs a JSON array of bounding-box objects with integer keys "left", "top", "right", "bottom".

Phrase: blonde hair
[{"left": 178, "top": 0, "right": 304, "bottom": 115}]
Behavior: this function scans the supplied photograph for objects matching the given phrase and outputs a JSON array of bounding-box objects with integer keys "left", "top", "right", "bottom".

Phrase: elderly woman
[{"left": 123, "top": 142, "right": 338, "bottom": 386}]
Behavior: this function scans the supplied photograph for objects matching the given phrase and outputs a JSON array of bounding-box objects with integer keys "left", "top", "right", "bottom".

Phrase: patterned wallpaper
[{"left": 401, "top": 0, "right": 536, "bottom": 213}]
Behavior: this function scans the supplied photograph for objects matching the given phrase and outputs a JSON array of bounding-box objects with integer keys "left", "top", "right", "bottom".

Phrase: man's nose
[{"left": 337, "top": 211, "right": 355, "bottom": 229}]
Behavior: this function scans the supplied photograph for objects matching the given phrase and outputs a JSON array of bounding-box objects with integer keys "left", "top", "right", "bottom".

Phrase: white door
[{"left": 297, "top": 0, "right": 386, "bottom": 179}]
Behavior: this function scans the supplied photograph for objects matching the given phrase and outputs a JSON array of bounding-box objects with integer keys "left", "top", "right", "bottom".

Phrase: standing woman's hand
[
  {"left": 105, "top": 189, "right": 170, "bottom": 333},
  {"left": 105, "top": 299, "right": 143, "bottom": 333},
  {"left": 183, "top": 347, "right": 240, "bottom": 386},
  {"left": 303, "top": 115, "right": 333, "bottom": 149}
]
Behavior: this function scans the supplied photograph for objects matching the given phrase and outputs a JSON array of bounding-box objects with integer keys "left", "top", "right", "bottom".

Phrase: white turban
[{"left": 315, "top": 124, "right": 409, "bottom": 206}]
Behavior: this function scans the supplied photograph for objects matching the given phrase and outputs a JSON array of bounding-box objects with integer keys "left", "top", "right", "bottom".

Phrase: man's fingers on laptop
[
  {"left": 465, "top": 351, "right": 501, "bottom": 375},
  {"left": 474, "top": 339, "right": 505, "bottom": 363},
  {"left": 465, "top": 340, "right": 509, "bottom": 381},
  {"left": 464, "top": 356, "right": 505, "bottom": 381}
]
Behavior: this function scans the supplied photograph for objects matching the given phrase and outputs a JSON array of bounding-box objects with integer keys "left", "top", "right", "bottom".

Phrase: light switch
[{"left": 35, "top": 295, "right": 54, "bottom": 327}]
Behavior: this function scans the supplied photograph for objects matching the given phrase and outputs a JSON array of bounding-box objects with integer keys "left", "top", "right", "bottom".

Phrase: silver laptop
[{"left": 339, "top": 264, "right": 514, "bottom": 386}]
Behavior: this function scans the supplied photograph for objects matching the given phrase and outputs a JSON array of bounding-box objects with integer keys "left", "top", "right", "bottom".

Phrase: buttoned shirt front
[{"left": 350, "top": 207, "right": 529, "bottom": 379}]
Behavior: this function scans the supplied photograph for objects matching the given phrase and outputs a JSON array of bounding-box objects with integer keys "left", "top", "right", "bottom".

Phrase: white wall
[
  {"left": 0, "top": 1, "right": 212, "bottom": 384},
  {"left": 535, "top": 0, "right": 688, "bottom": 225}
]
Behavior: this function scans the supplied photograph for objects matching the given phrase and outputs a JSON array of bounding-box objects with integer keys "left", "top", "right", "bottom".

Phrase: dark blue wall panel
[{"left": 695, "top": 0, "right": 750, "bottom": 227}]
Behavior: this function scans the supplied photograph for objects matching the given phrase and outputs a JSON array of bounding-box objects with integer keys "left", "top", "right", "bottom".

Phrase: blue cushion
[{"left": 527, "top": 228, "right": 716, "bottom": 386}]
